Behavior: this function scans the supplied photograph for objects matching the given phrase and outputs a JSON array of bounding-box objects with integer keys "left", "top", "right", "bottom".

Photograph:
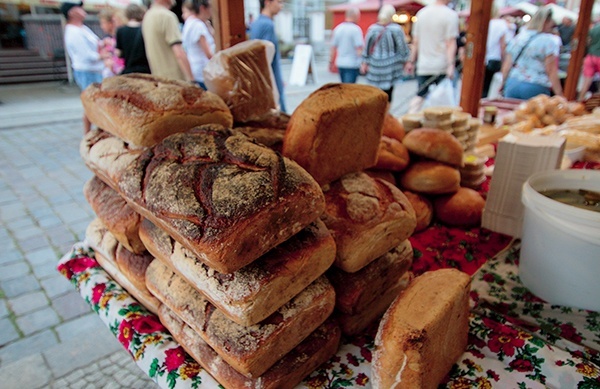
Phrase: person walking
[
  {"left": 61, "top": 1, "right": 104, "bottom": 133},
  {"left": 405, "top": 0, "right": 459, "bottom": 110},
  {"left": 182, "top": 0, "right": 215, "bottom": 90},
  {"left": 115, "top": 4, "right": 151, "bottom": 75},
  {"left": 329, "top": 7, "right": 363, "bottom": 84},
  {"left": 250, "top": 0, "right": 287, "bottom": 113},
  {"left": 500, "top": 6, "right": 563, "bottom": 100},
  {"left": 360, "top": 4, "right": 410, "bottom": 101},
  {"left": 578, "top": 21, "right": 600, "bottom": 101},
  {"left": 98, "top": 9, "right": 125, "bottom": 78},
  {"left": 142, "top": 0, "right": 194, "bottom": 81},
  {"left": 482, "top": 6, "right": 510, "bottom": 98}
]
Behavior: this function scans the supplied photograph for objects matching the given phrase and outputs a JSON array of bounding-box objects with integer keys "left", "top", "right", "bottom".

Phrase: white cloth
[
  {"left": 64, "top": 24, "right": 104, "bottom": 72},
  {"left": 182, "top": 16, "right": 214, "bottom": 82},
  {"left": 486, "top": 18, "right": 510, "bottom": 64},
  {"left": 412, "top": 4, "right": 459, "bottom": 75},
  {"left": 331, "top": 21, "right": 363, "bottom": 69}
]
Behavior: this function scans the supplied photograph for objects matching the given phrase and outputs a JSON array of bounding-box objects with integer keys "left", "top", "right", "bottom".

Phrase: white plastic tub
[{"left": 520, "top": 169, "right": 600, "bottom": 311}]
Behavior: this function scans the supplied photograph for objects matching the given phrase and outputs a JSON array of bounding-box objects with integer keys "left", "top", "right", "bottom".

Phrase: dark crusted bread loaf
[
  {"left": 139, "top": 218, "right": 335, "bottom": 326},
  {"left": 83, "top": 176, "right": 145, "bottom": 254},
  {"left": 282, "top": 83, "right": 388, "bottom": 186},
  {"left": 336, "top": 272, "right": 412, "bottom": 336},
  {"left": 80, "top": 129, "right": 145, "bottom": 192},
  {"left": 81, "top": 73, "right": 233, "bottom": 147},
  {"left": 85, "top": 218, "right": 160, "bottom": 314},
  {"left": 321, "top": 172, "right": 416, "bottom": 273},
  {"left": 117, "top": 124, "right": 326, "bottom": 274},
  {"left": 328, "top": 240, "right": 413, "bottom": 315},
  {"left": 159, "top": 305, "right": 341, "bottom": 389},
  {"left": 146, "top": 260, "right": 335, "bottom": 378},
  {"left": 372, "top": 268, "right": 471, "bottom": 389}
]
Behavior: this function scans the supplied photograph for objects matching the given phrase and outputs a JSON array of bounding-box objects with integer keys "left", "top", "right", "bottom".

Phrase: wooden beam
[
  {"left": 213, "top": 0, "right": 246, "bottom": 50},
  {"left": 459, "top": 0, "right": 493, "bottom": 117},
  {"left": 563, "top": 0, "right": 594, "bottom": 101}
]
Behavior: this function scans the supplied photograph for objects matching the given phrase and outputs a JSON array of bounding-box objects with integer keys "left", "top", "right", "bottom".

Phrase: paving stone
[
  {"left": 0, "top": 203, "right": 27, "bottom": 221},
  {"left": 0, "top": 329, "right": 58, "bottom": 366},
  {"left": 16, "top": 306, "right": 60, "bottom": 336},
  {"left": 50, "top": 378, "right": 69, "bottom": 389},
  {"left": 5, "top": 217, "right": 35, "bottom": 232},
  {"left": 55, "top": 313, "right": 104, "bottom": 342},
  {"left": 0, "top": 300, "right": 8, "bottom": 319},
  {"left": 19, "top": 235, "right": 53, "bottom": 252},
  {"left": 8, "top": 290, "right": 48, "bottom": 316},
  {"left": 0, "top": 317, "right": 20, "bottom": 347},
  {"left": 0, "top": 352, "right": 52, "bottom": 389},
  {"left": 0, "top": 249, "right": 21, "bottom": 265},
  {"left": 32, "top": 260, "right": 60, "bottom": 280},
  {"left": 41, "top": 275, "right": 73, "bottom": 299},
  {"left": 25, "top": 246, "right": 57, "bottom": 266},
  {"left": 52, "top": 291, "right": 91, "bottom": 321},
  {"left": 37, "top": 214, "right": 63, "bottom": 229},
  {"left": 0, "top": 261, "right": 31, "bottom": 281}
]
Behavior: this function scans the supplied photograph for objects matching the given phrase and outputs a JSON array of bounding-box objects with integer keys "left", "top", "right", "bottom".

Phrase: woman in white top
[{"left": 181, "top": 0, "right": 215, "bottom": 89}]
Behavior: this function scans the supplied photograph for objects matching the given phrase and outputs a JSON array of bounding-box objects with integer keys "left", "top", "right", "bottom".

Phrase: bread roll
[
  {"left": 321, "top": 172, "right": 416, "bottom": 273},
  {"left": 402, "top": 128, "right": 464, "bottom": 167},
  {"left": 139, "top": 218, "right": 335, "bottom": 326},
  {"left": 328, "top": 240, "right": 413, "bottom": 315},
  {"left": 374, "top": 136, "right": 410, "bottom": 171},
  {"left": 159, "top": 305, "right": 341, "bottom": 389},
  {"left": 81, "top": 73, "right": 233, "bottom": 147},
  {"left": 146, "top": 260, "right": 335, "bottom": 378},
  {"left": 399, "top": 161, "right": 461, "bottom": 195},
  {"left": 434, "top": 187, "right": 485, "bottom": 227},
  {"left": 402, "top": 191, "right": 433, "bottom": 232},
  {"left": 114, "top": 244, "right": 154, "bottom": 293},
  {"left": 336, "top": 272, "right": 412, "bottom": 336},
  {"left": 118, "top": 125, "right": 326, "bottom": 274},
  {"left": 283, "top": 83, "right": 388, "bottom": 185},
  {"left": 423, "top": 106, "right": 454, "bottom": 121},
  {"left": 83, "top": 176, "right": 145, "bottom": 254},
  {"left": 372, "top": 268, "right": 471, "bottom": 389},
  {"left": 382, "top": 113, "right": 406, "bottom": 141},
  {"left": 204, "top": 40, "right": 279, "bottom": 123}
]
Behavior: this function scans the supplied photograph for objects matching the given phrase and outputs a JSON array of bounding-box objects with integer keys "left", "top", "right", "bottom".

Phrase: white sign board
[{"left": 289, "top": 44, "right": 317, "bottom": 87}]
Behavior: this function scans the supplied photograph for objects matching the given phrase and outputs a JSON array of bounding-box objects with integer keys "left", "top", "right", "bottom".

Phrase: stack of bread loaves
[
  {"left": 79, "top": 73, "right": 343, "bottom": 388},
  {"left": 283, "top": 83, "right": 418, "bottom": 336}
]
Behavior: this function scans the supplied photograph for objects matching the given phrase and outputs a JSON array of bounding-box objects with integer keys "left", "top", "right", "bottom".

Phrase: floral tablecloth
[{"left": 57, "top": 236, "right": 600, "bottom": 388}]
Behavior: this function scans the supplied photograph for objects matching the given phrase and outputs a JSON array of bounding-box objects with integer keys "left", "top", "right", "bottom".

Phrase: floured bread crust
[
  {"left": 139, "top": 218, "right": 335, "bottom": 326},
  {"left": 81, "top": 73, "right": 233, "bottom": 147},
  {"left": 146, "top": 260, "right": 335, "bottom": 378},
  {"left": 117, "top": 124, "right": 325, "bottom": 274},
  {"left": 372, "top": 268, "right": 471, "bottom": 389},
  {"left": 321, "top": 172, "right": 416, "bottom": 273}
]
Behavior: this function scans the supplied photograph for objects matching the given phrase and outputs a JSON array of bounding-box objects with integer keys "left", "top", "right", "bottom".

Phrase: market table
[{"left": 57, "top": 209, "right": 600, "bottom": 388}]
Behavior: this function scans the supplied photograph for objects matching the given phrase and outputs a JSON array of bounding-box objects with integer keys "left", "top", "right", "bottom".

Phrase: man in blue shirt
[{"left": 250, "top": 0, "right": 287, "bottom": 113}]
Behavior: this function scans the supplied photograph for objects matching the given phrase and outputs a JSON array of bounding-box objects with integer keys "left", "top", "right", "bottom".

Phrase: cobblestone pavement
[{"left": 0, "top": 59, "right": 417, "bottom": 388}]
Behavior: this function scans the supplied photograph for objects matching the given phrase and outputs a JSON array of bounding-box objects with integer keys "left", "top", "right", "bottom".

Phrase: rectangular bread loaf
[
  {"left": 328, "top": 239, "right": 413, "bottom": 315},
  {"left": 159, "top": 305, "right": 341, "bottom": 389},
  {"left": 146, "top": 259, "right": 335, "bottom": 378},
  {"left": 139, "top": 218, "right": 335, "bottom": 326},
  {"left": 81, "top": 73, "right": 233, "bottom": 147},
  {"left": 86, "top": 218, "right": 160, "bottom": 315},
  {"left": 321, "top": 172, "right": 417, "bottom": 273},
  {"left": 118, "top": 125, "right": 326, "bottom": 274},
  {"left": 84, "top": 176, "right": 145, "bottom": 254}
]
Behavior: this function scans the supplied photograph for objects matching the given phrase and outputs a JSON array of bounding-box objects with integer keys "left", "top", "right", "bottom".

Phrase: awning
[{"left": 328, "top": 0, "right": 425, "bottom": 13}]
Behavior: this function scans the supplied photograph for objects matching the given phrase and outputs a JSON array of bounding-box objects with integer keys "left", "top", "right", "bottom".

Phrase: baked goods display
[
  {"left": 434, "top": 187, "right": 486, "bottom": 227},
  {"left": 502, "top": 94, "right": 587, "bottom": 131},
  {"left": 399, "top": 160, "right": 461, "bottom": 195},
  {"left": 371, "top": 268, "right": 471, "bottom": 389},
  {"left": 204, "top": 40, "right": 279, "bottom": 123},
  {"left": 81, "top": 73, "right": 233, "bottom": 147},
  {"left": 282, "top": 83, "right": 388, "bottom": 185},
  {"left": 402, "top": 127, "right": 464, "bottom": 167}
]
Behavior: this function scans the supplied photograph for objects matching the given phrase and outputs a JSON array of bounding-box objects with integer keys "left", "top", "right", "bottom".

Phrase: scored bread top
[
  {"left": 81, "top": 73, "right": 234, "bottom": 147},
  {"left": 118, "top": 124, "right": 326, "bottom": 274}
]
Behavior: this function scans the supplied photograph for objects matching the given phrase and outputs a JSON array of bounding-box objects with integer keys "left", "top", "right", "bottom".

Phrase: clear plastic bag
[{"left": 423, "top": 78, "right": 458, "bottom": 109}]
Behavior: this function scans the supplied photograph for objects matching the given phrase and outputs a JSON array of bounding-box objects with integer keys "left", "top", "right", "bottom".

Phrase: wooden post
[
  {"left": 563, "top": 0, "right": 594, "bottom": 101},
  {"left": 212, "top": 0, "right": 246, "bottom": 50},
  {"left": 459, "top": 0, "right": 493, "bottom": 117}
]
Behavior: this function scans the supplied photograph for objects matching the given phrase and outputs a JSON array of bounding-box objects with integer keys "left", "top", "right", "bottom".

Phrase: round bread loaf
[
  {"left": 374, "top": 136, "right": 410, "bottom": 171},
  {"left": 364, "top": 169, "right": 397, "bottom": 186},
  {"left": 402, "top": 128, "right": 464, "bottom": 166},
  {"left": 382, "top": 113, "right": 405, "bottom": 141},
  {"left": 399, "top": 160, "right": 460, "bottom": 194},
  {"left": 434, "top": 187, "right": 485, "bottom": 227},
  {"left": 403, "top": 190, "right": 433, "bottom": 232}
]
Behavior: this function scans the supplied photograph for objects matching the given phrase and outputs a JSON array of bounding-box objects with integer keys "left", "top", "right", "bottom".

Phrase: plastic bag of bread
[{"left": 204, "top": 40, "right": 279, "bottom": 123}]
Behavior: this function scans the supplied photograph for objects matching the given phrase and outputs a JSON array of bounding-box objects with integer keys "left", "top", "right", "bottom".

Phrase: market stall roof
[
  {"left": 327, "top": 0, "right": 425, "bottom": 13},
  {"left": 3, "top": 0, "right": 143, "bottom": 9},
  {"left": 513, "top": 2, "right": 579, "bottom": 23}
]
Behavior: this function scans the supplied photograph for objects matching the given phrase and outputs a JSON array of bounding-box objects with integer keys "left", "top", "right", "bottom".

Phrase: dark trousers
[{"left": 482, "top": 60, "right": 502, "bottom": 98}]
